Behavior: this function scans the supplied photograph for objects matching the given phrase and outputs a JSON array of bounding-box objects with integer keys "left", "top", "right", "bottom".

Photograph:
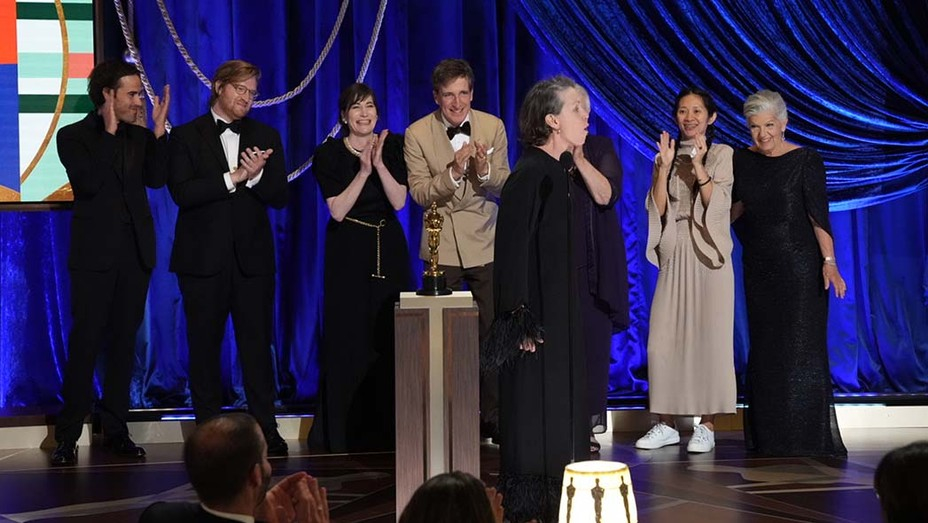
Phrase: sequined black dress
[{"left": 732, "top": 147, "right": 846, "bottom": 457}]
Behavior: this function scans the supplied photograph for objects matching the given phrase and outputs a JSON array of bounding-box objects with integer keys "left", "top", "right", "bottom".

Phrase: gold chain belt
[{"left": 343, "top": 216, "right": 387, "bottom": 279}]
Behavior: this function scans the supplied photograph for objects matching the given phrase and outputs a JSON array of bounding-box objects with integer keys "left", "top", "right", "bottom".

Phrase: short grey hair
[
  {"left": 519, "top": 75, "right": 581, "bottom": 146},
  {"left": 743, "top": 89, "right": 788, "bottom": 121}
]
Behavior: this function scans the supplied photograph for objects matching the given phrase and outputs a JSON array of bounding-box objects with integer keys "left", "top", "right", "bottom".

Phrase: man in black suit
[
  {"left": 168, "top": 60, "right": 289, "bottom": 455},
  {"left": 52, "top": 60, "right": 170, "bottom": 467},
  {"left": 140, "top": 413, "right": 329, "bottom": 523}
]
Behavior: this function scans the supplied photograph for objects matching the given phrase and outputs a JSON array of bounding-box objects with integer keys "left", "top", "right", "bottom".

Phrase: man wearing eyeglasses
[{"left": 168, "top": 60, "right": 289, "bottom": 456}]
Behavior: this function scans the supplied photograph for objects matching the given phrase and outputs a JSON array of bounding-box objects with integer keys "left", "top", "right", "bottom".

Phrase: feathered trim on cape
[
  {"left": 496, "top": 472, "right": 561, "bottom": 523},
  {"left": 481, "top": 305, "right": 544, "bottom": 373}
]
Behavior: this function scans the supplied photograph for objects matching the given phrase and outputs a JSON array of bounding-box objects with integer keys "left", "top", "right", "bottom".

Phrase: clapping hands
[
  {"left": 257, "top": 472, "right": 329, "bottom": 523},
  {"left": 151, "top": 85, "right": 171, "bottom": 138},
  {"left": 656, "top": 131, "right": 675, "bottom": 172}
]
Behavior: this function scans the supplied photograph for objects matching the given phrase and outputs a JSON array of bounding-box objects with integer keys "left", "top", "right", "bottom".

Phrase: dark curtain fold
[
  {"left": 0, "top": 0, "right": 925, "bottom": 411},
  {"left": 512, "top": 0, "right": 928, "bottom": 210}
]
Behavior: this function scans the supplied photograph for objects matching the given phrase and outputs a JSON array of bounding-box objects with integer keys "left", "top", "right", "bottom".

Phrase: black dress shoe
[
  {"left": 265, "top": 430, "right": 289, "bottom": 457},
  {"left": 102, "top": 434, "right": 146, "bottom": 459},
  {"left": 51, "top": 441, "right": 78, "bottom": 466}
]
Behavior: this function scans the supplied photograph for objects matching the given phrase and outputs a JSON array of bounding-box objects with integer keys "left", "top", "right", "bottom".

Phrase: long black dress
[
  {"left": 732, "top": 147, "right": 846, "bottom": 457},
  {"left": 487, "top": 146, "right": 589, "bottom": 523},
  {"left": 309, "top": 134, "right": 411, "bottom": 453}
]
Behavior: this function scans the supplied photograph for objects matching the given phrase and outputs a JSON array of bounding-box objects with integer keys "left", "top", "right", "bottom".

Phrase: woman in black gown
[
  {"left": 732, "top": 89, "right": 848, "bottom": 457},
  {"left": 309, "top": 83, "right": 411, "bottom": 453},
  {"left": 486, "top": 76, "right": 590, "bottom": 522}
]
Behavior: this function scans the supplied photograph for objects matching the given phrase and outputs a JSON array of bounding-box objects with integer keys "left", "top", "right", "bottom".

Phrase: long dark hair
[
  {"left": 398, "top": 471, "right": 496, "bottom": 523},
  {"left": 668, "top": 86, "right": 718, "bottom": 189}
]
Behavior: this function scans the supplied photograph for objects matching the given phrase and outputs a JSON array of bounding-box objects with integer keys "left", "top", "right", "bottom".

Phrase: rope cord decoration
[{"left": 113, "top": 0, "right": 389, "bottom": 181}]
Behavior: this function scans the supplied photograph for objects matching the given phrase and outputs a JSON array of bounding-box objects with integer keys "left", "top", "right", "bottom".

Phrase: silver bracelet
[{"left": 823, "top": 256, "right": 837, "bottom": 266}]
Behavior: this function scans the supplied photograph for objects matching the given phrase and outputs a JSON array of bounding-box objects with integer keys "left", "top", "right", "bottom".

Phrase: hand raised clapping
[
  {"left": 232, "top": 146, "right": 273, "bottom": 184},
  {"left": 450, "top": 142, "right": 475, "bottom": 180},
  {"left": 656, "top": 131, "right": 675, "bottom": 172},
  {"left": 257, "top": 472, "right": 330, "bottom": 523},
  {"left": 151, "top": 85, "right": 171, "bottom": 138},
  {"left": 372, "top": 129, "right": 390, "bottom": 172},
  {"left": 692, "top": 133, "right": 708, "bottom": 163}
]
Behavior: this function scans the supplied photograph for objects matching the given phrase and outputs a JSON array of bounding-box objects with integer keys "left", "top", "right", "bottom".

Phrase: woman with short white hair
[{"left": 732, "top": 89, "right": 847, "bottom": 457}]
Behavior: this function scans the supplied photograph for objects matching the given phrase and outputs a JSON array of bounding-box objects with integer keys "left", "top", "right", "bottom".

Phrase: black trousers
[
  {"left": 178, "top": 262, "right": 278, "bottom": 434},
  {"left": 56, "top": 226, "right": 150, "bottom": 443},
  {"left": 440, "top": 262, "right": 498, "bottom": 429}
]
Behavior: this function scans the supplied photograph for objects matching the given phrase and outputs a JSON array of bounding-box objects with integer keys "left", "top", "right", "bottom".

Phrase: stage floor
[{"left": 0, "top": 427, "right": 918, "bottom": 522}]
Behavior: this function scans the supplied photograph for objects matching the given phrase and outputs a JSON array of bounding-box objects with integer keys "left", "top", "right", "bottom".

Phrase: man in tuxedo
[
  {"left": 404, "top": 59, "right": 510, "bottom": 439},
  {"left": 52, "top": 59, "right": 170, "bottom": 466},
  {"left": 140, "top": 413, "right": 329, "bottom": 523},
  {"left": 168, "top": 60, "right": 289, "bottom": 455}
]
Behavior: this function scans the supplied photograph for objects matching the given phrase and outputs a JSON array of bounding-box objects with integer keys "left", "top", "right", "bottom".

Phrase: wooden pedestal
[{"left": 394, "top": 291, "right": 480, "bottom": 518}]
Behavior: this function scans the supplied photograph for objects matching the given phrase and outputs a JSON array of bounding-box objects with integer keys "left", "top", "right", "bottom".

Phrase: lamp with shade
[{"left": 558, "top": 460, "right": 637, "bottom": 523}]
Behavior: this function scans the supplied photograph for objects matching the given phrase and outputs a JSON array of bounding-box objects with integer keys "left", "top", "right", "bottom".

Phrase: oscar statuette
[{"left": 417, "top": 202, "right": 452, "bottom": 296}]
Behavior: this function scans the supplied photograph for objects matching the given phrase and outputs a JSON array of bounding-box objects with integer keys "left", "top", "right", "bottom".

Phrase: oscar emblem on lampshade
[
  {"left": 559, "top": 461, "right": 637, "bottom": 523},
  {"left": 417, "top": 202, "right": 452, "bottom": 296}
]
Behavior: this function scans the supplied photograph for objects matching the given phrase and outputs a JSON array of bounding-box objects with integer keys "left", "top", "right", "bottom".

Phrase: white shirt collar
[
  {"left": 440, "top": 111, "right": 471, "bottom": 130},
  {"left": 442, "top": 112, "right": 472, "bottom": 152},
  {"left": 211, "top": 108, "right": 232, "bottom": 125},
  {"left": 201, "top": 503, "right": 255, "bottom": 523}
]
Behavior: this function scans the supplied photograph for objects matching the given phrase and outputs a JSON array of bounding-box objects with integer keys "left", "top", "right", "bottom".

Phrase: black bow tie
[
  {"left": 216, "top": 119, "right": 242, "bottom": 134},
  {"left": 446, "top": 121, "right": 471, "bottom": 140}
]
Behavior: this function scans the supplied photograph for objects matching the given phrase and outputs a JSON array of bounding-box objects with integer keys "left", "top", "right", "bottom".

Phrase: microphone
[{"left": 559, "top": 151, "right": 576, "bottom": 174}]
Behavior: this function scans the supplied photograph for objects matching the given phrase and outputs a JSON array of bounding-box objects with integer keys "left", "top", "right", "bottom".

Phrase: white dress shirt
[{"left": 201, "top": 503, "right": 255, "bottom": 523}]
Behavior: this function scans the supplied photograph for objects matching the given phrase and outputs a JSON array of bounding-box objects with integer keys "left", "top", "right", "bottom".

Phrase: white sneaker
[
  {"left": 687, "top": 424, "right": 715, "bottom": 453},
  {"left": 635, "top": 423, "right": 680, "bottom": 450}
]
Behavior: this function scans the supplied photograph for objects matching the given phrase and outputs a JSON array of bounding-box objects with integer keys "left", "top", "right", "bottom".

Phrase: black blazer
[
  {"left": 139, "top": 502, "right": 261, "bottom": 523},
  {"left": 168, "top": 113, "right": 288, "bottom": 277},
  {"left": 56, "top": 112, "right": 168, "bottom": 271}
]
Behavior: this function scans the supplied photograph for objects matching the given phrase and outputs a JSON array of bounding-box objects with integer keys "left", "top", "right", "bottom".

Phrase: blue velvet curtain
[
  {"left": 512, "top": 0, "right": 928, "bottom": 396},
  {"left": 0, "top": 0, "right": 925, "bottom": 411}
]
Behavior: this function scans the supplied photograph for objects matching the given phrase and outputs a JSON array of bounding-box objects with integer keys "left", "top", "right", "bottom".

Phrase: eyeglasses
[{"left": 230, "top": 83, "right": 259, "bottom": 99}]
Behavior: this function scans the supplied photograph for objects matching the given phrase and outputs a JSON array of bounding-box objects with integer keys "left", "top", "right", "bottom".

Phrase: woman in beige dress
[{"left": 638, "top": 87, "right": 736, "bottom": 453}]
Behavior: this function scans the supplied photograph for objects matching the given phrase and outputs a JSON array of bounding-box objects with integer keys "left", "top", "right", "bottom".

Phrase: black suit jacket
[
  {"left": 140, "top": 501, "right": 262, "bottom": 523},
  {"left": 168, "top": 113, "right": 288, "bottom": 276},
  {"left": 56, "top": 112, "right": 168, "bottom": 271}
]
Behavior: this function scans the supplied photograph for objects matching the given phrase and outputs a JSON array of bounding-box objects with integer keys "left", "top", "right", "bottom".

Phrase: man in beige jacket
[{"left": 405, "top": 58, "right": 510, "bottom": 440}]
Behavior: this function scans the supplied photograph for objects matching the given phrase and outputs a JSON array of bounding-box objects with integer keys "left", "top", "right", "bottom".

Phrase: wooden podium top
[{"left": 398, "top": 290, "right": 475, "bottom": 310}]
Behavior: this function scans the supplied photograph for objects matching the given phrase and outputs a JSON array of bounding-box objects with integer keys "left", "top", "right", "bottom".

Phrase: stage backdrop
[{"left": 0, "top": 0, "right": 925, "bottom": 411}]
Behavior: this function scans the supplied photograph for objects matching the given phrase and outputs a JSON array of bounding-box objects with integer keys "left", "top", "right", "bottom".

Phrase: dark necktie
[
  {"left": 446, "top": 121, "right": 471, "bottom": 140},
  {"left": 216, "top": 119, "right": 242, "bottom": 134}
]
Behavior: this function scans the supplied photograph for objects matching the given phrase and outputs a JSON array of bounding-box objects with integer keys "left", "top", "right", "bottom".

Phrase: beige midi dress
[{"left": 645, "top": 142, "right": 737, "bottom": 415}]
